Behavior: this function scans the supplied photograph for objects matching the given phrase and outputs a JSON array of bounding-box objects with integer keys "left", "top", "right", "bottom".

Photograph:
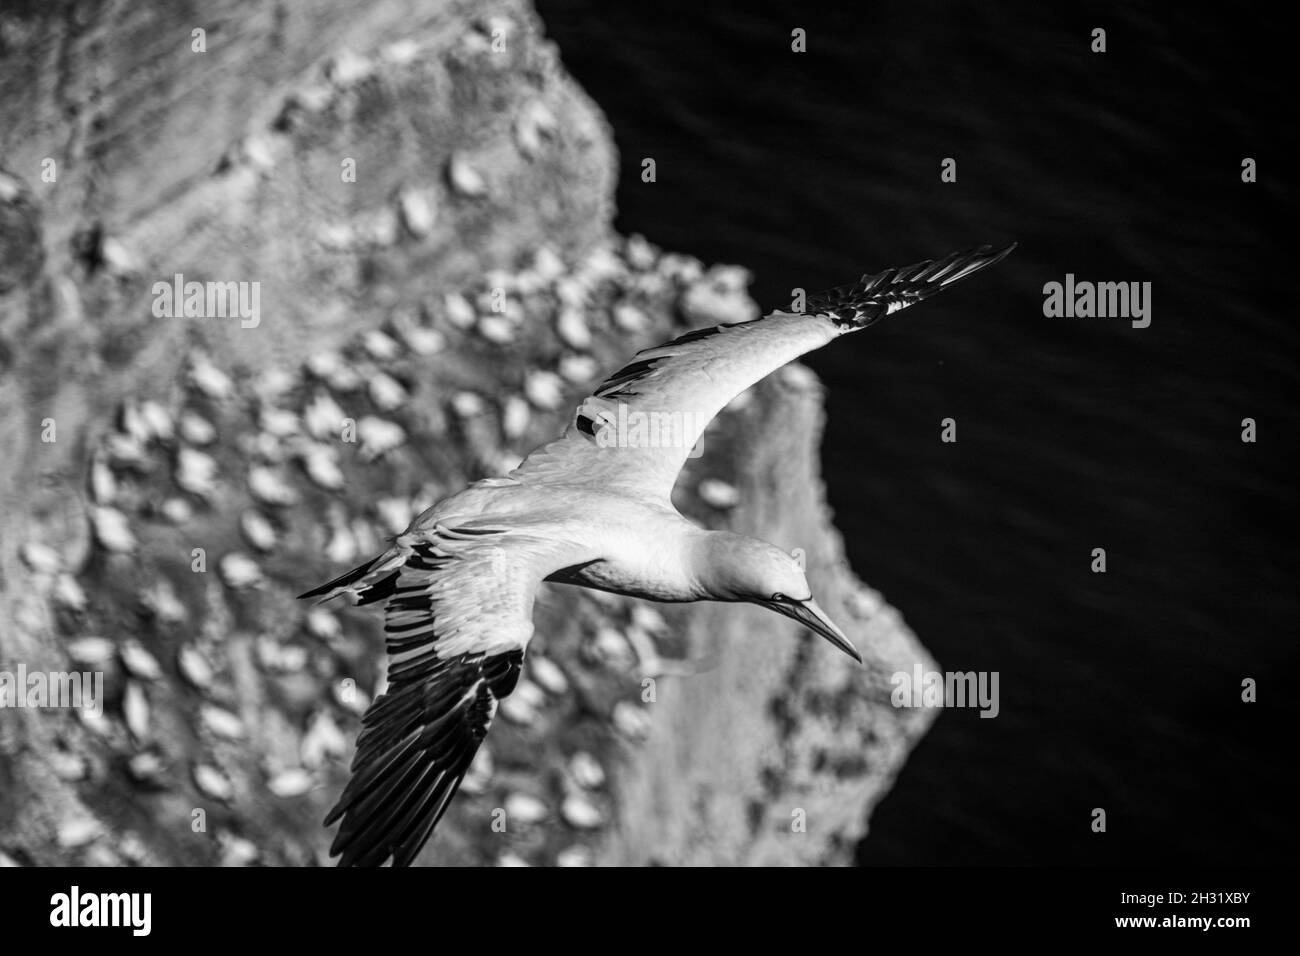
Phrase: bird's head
[{"left": 703, "top": 535, "right": 861, "bottom": 664}]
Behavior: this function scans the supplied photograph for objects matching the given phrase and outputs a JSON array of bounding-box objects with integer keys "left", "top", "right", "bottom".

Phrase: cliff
[{"left": 0, "top": 0, "right": 937, "bottom": 866}]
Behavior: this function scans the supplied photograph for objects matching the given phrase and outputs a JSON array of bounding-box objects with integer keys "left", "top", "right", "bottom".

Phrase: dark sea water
[{"left": 537, "top": 0, "right": 1294, "bottom": 864}]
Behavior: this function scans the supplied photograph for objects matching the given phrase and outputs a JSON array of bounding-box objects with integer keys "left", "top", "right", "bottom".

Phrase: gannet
[{"left": 300, "top": 242, "right": 1016, "bottom": 866}]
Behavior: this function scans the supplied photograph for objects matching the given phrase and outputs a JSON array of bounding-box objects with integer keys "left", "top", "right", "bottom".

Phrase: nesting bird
[{"left": 300, "top": 242, "right": 1016, "bottom": 866}]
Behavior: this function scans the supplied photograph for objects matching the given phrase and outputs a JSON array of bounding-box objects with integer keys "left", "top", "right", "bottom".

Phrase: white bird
[{"left": 300, "top": 242, "right": 1015, "bottom": 866}]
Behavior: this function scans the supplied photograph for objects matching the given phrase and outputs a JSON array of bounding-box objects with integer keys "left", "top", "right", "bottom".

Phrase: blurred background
[
  {"left": 1, "top": 0, "right": 940, "bottom": 867},
  {"left": 0, "top": 0, "right": 1291, "bottom": 867},
  {"left": 537, "top": 0, "right": 1295, "bottom": 864}
]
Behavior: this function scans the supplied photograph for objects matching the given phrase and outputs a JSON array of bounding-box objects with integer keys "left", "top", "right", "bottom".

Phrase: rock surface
[{"left": 0, "top": 0, "right": 937, "bottom": 866}]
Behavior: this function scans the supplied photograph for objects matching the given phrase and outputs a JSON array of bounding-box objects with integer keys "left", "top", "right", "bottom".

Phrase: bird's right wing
[
  {"left": 302, "top": 524, "right": 569, "bottom": 867},
  {"left": 512, "top": 243, "right": 1015, "bottom": 501}
]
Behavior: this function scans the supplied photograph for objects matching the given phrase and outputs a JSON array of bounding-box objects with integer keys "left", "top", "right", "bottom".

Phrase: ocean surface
[{"left": 536, "top": 1, "right": 1294, "bottom": 864}]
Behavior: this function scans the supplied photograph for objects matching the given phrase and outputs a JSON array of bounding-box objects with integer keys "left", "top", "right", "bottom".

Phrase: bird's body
[
  {"left": 410, "top": 481, "right": 708, "bottom": 598},
  {"left": 546, "top": 493, "right": 714, "bottom": 601},
  {"left": 301, "top": 242, "right": 1016, "bottom": 866}
]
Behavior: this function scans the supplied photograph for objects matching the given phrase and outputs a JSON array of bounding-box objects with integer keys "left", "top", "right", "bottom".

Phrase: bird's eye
[{"left": 771, "top": 592, "right": 786, "bottom": 602}]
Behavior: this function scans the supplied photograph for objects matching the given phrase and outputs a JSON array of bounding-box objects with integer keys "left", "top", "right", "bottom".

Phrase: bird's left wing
[
  {"left": 309, "top": 526, "right": 560, "bottom": 867},
  {"left": 512, "top": 243, "right": 1015, "bottom": 502}
]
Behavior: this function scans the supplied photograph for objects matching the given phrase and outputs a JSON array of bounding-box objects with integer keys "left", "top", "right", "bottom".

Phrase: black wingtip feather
[
  {"left": 298, "top": 554, "right": 403, "bottom": 605},
  {"left": 325, "top": 649, "right": 525, "bottom": 867},
  {"left": 806, "top": 241, "right": 1016, "bottom": 328},
  {"left": 297, "top": 556, "right": 379, "bottom": 601}
]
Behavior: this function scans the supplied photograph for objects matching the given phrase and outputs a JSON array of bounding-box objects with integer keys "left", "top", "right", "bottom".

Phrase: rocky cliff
[{"left": 0, "top": 0, "right": 937, "bottom": 866}]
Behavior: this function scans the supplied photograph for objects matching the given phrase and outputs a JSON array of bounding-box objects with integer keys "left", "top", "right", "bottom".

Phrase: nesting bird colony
[
  {"left": 11, "top": 233, "right": 779, "bottom": 867},
  {"left": 1, "top": 9, "right": 930, "bottom": 868}
]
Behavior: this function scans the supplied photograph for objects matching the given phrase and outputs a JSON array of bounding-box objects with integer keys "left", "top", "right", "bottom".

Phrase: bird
[{"left": 299, "top": 241, "right": 1016, "bottom": 866}]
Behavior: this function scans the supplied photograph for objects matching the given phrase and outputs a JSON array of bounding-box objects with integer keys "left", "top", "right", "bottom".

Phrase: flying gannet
[{"left": 300, "top": 242, "right": 1016, "bottom": 866}]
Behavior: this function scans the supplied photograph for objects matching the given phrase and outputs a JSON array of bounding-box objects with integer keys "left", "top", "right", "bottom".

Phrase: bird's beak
[{"left": 766, "top": 598, "right": 862, "bottom": 664}]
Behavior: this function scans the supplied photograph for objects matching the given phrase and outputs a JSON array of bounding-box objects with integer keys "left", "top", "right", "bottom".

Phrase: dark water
[{"left": 537, "top": 0, "right": 1294, "bottom": 864}]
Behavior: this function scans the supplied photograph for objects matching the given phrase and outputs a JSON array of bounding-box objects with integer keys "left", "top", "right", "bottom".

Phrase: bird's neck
[{"left": 683, "top": 528, "right": 752, "bottom": 602}]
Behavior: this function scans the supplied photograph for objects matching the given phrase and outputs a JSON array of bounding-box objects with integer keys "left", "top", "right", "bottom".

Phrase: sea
[{"left": 536, "top": 0, "right": 1294, "bottom": 864}]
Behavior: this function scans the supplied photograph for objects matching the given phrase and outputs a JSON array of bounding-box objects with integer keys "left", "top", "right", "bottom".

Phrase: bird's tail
[
  {"left": 297, "top": 545, "right": 407, "bottom": 606},
  {"left": 807, "top": 242, "right": 1016, "bottom": 328}
]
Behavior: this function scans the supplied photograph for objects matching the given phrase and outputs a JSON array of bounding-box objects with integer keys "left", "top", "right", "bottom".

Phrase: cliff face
[{"left": 0, "top": 0, "right": 937, "bottom": 866}]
